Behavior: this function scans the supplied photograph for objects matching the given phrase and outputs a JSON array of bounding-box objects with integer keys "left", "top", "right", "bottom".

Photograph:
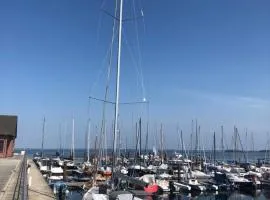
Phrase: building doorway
[{"left": 0, "top": 139, "right": 5, "bottom": 154}]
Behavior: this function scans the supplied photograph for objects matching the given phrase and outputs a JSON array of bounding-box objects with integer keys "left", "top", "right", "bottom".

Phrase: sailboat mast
[
  {"left": 160, "top": 124, "right": 164, "bottom": 163},
  {"left": 181, "top": 130, "right": 184, "bottom": 156},
  {"left": 144, "top": 122, "right": 149, "bottom": 154},
  {"left": 112, "top": 0, "right": 124, "bottom": 171},
  {"left": 195, "top": 119, "right": 198, "bottom": 156},
  {"left": 177, "top": 126, "right": 180, "bottom": 152},
  {"left": 59, "top": 124, "right": 62, "bottom": 156},
  {"left": 72, "top": 118, "right": 75, "bottom": 161},
  {"left": 191, "top": 120, "right": 193, "bottom": 157},
  {"left": 246, "top": 129, "right": 248, "bottom": 162},
  {"left": 213, "top": 132, "right": 216, "bottom": 166},
  {"left": 104, "top": 124, "right": 107, "bottom": 164},
  {"left": 41, "top": 117, "right": 45, "bottom": 157},
  {"left": 87, "top": 119, "right": 91, "bottom": 162},
  {"left": 221, "top": 125, "right": 224, "bottom": 162},
  {"left": 234, "top": 126, "right": 237, "bottom": 163},
  {"left": 198, "top": 125, "right": 201, "bottom": 155},
  {"left": 135, "top": 122, "right": 138, "bottom": 159},
  {"left": 139, "top": 118, "right": 142, "bottom": 156},
  {"left": 125, "top": 136, "right": 127, "bottom": 154}
]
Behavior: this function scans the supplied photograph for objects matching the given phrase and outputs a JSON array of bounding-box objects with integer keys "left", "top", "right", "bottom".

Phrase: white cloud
[{"left": 178, "top": 88, "right": 270, "bottom": 109}]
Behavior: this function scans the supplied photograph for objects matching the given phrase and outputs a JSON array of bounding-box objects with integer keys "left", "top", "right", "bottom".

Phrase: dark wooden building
[{"left": 0, "top": 115, "right": 18, "bottom": 158}]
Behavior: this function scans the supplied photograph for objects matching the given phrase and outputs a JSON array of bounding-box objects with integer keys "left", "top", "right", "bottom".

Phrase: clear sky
[{"left": 1, "top": 0, "right": 269, "bottom": 150}]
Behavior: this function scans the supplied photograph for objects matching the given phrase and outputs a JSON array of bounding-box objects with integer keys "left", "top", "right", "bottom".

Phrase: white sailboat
[
  {"left": 83, "top": 119, "right": 92, "bottom": 168},
  {"left": 83, "top": 0, "right": 124, "bottom": 199}
]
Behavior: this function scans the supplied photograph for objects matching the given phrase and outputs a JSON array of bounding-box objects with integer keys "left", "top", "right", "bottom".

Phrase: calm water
[
  {"left": 17, "top": 148, "right": 270, "bottom": 163},
  {"left": 18, "top": 148, "right": 270, "bottom": 200}
]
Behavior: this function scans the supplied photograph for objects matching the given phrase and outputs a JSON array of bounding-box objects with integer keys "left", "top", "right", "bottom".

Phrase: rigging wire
[
  {"left": 88, "top": 0, "right": 119, "bottom": 111},
  {"left": 96, "top": 0, "right": 107, "bottom": 46},
  {"left": 122, "top": 29, "right": 146, "bottom": 104},
  {"left": 98, "top": 0, "right": 118, "bottom": 166},
  {"left": 138, "top": 0, "right": 146, "bottom": 35},
  {"left": 89, "top": 95, "right": 148, "bottom": 105},
  {"left": 132, "top": 0, "right": 146, "bottom": 99}
]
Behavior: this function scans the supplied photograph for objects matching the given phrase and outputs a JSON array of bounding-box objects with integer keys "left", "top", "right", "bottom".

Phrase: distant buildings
[{"left": 0, "top": 115, "right": 18, "bottom": 158}]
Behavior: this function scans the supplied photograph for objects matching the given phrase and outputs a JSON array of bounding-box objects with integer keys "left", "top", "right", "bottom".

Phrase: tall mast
[
  {"left": 139, "top": 118, "right": 142, "bottom": 156},
  {"left": 221, "top": 125, "right": 224, "bottom": 162},
  {"left": 41, "top": 117, "right": 45, "bottom": 157},
  {"left": 245, "top": 128, "right": 248, "bottom": 162},
  {"left": 63, "top": 121, "right": 67, "bottom": 157},
  {"left": 160, "top": 124, "right": 164, "bottom": 163},
  {"left": 94, "top": 133, "right": 98, "bottom": 166},
  {"left": 139, "top": 118, "right": 142, "bottom": 169},
  {"left": 118, "top": 129, "right": 121, "bottom": 160},
  {"left": 125, "top": 136, "right": 127, "bottom": 154},
  {"left": 177, "top": 126, "right": 180, "bottom": 152},
  {"left": 87, "top": 119, "right": 91, "bottom": 162},
  {"left": 72, "top": 118, "right": 75, "bottom": 161},
  {"left": 59, "top": 124, "right": 62, "bottom": 156},
  {"left": 144, "top": 122, "right": 149, "bottom": 154},
  {"left": 104, "top": 124, "right": 107, "bottom": 164},
  {"left": 181, "top": 130, "right": 184, "bottom": 156},
  {"left": 213, "top": 132, "right": 216, "bottom": 166},
  {"left": 234, "top": 126, "right": 237, "bottom": 163},
  {"left": 252, "top": 132, "right": 255, "bottom": 151},
  {"left": 195, "top": 119, "right": 198, "bottom": 156},
  {"left": 198, "top": 125, "right": 201, "bottom": 155},
  {"left": 155, "top": 125, "right": 158, "bottom": 153},
  {"left": 191, "top": 120, "right": 193, "bottom": 157},
  {"left": 135, "top": 122, "right": 138, "bottom": 160},
  {"left": 236, "top": 128, "right": 247, "bottom": 162},
  {"left": 112, "top": 0, "right": 124, "bottom": 172}
]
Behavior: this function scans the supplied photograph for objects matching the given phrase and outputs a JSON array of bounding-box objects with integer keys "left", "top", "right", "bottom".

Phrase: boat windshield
[{"left": 51, "top": 173, "right": 63, "bottom": 176}]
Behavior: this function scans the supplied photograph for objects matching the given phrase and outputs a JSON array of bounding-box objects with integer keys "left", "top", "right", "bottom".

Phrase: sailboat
[
  {"left": 83, "top": 1, "right": 150, "bottom": 199},
  {"left": 36, "top": 117, "right": 51, "bottom": 175},
  {"left": 83, "top": 119, "right": 92, "bottom": 168},
  {"left": 83, "top": 0, "right": 124, "bottom": 199},
  {"left": 58, "top": 118, "right": 77, "bottom": 170}
]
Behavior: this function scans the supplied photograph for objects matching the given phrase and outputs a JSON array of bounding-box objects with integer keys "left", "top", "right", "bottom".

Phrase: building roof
[{"left": 0, "top": 115, "right": 18, "bottom": 138}]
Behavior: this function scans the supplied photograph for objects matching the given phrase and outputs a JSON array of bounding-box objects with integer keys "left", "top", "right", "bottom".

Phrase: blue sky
[{"left": 0, "top": 0, "right": 269, "bottom": 150}]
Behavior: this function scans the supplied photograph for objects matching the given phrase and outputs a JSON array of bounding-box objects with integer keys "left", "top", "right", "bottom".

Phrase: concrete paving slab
[
  {"left": 28, "top": 159, "right": 55, "bottom": 200},
  {"left": 0, "top": 156, "right": 22, "bottom": 200}
]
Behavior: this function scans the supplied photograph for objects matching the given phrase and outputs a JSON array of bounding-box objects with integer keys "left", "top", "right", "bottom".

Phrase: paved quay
[
  {"left": 28, "top": 159, "right": 55, "bottom": 200},
  {"left": 0, "top": 156, "right": 22, "bottom": 200}
]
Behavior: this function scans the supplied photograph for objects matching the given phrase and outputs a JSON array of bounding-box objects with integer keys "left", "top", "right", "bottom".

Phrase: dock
[
  {"left": 28, "top": 159, "right": 55, "bottom": 200},
  {"left": 0, "top": 154, "right": 55, "bottom": 200},
  {"left": 0, "top": 155, "right": 23, "bottom": 200}
]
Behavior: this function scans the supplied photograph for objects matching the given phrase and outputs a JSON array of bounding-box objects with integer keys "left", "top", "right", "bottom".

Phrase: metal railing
[{"left": 13, "top": 154, "right": 28, "bottom": 200}]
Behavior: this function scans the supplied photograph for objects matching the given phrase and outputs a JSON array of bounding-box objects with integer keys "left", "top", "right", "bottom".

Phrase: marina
[
  {"left": 0, "top": 0, "right": 269, "bottom": 200},
  {"left": 16, "top": 149, "right": 270, "bottom": 199}
]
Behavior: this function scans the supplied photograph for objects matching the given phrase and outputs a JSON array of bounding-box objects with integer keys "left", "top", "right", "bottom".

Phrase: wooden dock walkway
[{"left": 28, "top": 159, "right": 55, "bottom": 200}]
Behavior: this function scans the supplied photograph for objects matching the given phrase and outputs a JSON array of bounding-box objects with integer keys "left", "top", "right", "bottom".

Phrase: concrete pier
[
  {"left": 28, "top": 159, "right": 55, "bottom": 200},
  {"left": 0, "top": 156, "right": 22, "bottom": 200}
]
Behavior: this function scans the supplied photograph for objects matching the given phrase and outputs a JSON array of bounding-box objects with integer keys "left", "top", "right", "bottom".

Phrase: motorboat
[
  {"left": 227, "top": 173, "right": 255, "bottom": 191},
  {"left": 38, "top": 158, "right": 51, "bottom": 175},
  {"left": 82, "top": 186, "right": 108, "bottom": 200},
  {"left": 187, "top": 179, "right": 206, "bottom": 191}
]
